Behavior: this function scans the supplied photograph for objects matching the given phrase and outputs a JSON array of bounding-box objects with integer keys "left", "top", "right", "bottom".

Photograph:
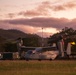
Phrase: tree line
[
  {"left": 48, "top": 27, "right": 76, "bottom": 54},
  {"left": 0, "top": 27, "right": 76, "bottom": 53}
]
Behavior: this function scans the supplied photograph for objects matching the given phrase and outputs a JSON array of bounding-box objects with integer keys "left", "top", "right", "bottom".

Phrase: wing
[{"left": 21, "top": 47, "right": 36, "bottom": 52}]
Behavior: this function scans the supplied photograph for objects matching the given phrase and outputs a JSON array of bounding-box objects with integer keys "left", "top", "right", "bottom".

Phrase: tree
[
  {"left": 48, "top": 27, "right": 76, "bottom": 54},
  {"left": 0, "top": 36, "right": 6, "bottom": 52},
  {"left": 23, "top": 36, "right": 41, "bottom": 47},
  {"left": 48, "top": 27, "right": 76, "bottom": 45},
  {"left": 4, "top": 42, "right": 17, "bottom": 52}
]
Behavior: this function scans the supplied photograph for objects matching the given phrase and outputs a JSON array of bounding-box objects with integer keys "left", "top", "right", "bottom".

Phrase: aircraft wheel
[
  {"left": 38, "top": 59, "right": 41, "bottom": 61},
  {"left": 49, "top": 59, "right": 52, "bottom": 61},
  {"left": 25, "top": 58, "right": 29, "bottom": 61}
]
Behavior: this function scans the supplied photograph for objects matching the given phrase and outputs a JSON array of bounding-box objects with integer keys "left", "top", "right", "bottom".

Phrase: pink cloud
[
  {"left": 53, "top": 2, "right": 76, "bottom": 11},
  {"left": 7, "top": 13, "right": 15, "bottom": 18},
  {"left": 0, "top": 17, "right": 76, "bottom": 37},
  {"left": 19, "top": 10, "right": 42, "bottom": 17},
  {"left": 1, "top": 17, "right": 76, "bottom": 30},
  {"left": 6, "top": 1, "right": 76, "bottom": 18},
  {"left": 65, "top": 2, "right": 76, "bottom": 8},
  {"left": 18, "top": 1, "right": 51, "bottom": 17}
]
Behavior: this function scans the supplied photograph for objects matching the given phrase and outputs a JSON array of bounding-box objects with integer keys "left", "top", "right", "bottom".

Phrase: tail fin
[{"left": 66, "top": 43, "right": 71, "bottom": 55}]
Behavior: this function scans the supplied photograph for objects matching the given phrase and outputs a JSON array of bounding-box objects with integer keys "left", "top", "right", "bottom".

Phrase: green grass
[{"left": 0, "top": 60, "right": 76, "bottom": 75}]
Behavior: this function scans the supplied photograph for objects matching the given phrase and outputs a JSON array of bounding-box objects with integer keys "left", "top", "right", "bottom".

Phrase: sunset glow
[{"left": 0, "top": 0, "right": 76, "bottom": 37}]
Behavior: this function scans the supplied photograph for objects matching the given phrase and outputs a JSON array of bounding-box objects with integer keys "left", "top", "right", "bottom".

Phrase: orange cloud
[
  {"left": 53, "top": 5, "right": 65, "bottom": 11},
  {"left": 65, "top": 2, "right": 76, "bottom": 8}
]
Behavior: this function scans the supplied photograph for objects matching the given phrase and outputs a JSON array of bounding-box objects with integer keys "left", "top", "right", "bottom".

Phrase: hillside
[
  {"left": 0, "top": 29, "right": 29, "bottom": 39},
  {"left": 0, "top": 29, "right": 48, "bottom": 51}
]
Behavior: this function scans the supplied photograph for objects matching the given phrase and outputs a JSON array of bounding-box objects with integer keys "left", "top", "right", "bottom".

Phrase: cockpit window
[
  {"left": 35, "top": 47, "right": 42, "bottom": 52},
  {"left": 27, "top": 50, "right": 32, "bottom": 54}
]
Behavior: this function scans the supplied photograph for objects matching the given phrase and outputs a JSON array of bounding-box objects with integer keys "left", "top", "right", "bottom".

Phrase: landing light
[{"left": 71, "top": 42, "right": 75, "bottom": 45}]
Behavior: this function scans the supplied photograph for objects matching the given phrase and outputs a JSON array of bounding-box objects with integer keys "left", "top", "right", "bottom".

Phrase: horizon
[{"left": 0, "top": 0, "right": 76, "bottom": 37}]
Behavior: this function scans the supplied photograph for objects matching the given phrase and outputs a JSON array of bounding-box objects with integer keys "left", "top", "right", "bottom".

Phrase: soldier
[
  {"left": 16, "top": 37, "right": 23, "bottom": 58},
  {"left": 57, "top": 35, "right": 64, "bottom": 57}
]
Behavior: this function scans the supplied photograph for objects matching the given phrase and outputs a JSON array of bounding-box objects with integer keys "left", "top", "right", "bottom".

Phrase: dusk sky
[{"left": 0, "top": 0, "right": 76, "bottom": 37}]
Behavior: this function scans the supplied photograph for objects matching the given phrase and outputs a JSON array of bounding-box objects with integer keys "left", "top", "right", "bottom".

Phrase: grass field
[{"left": 0, "top": 60, "right": 76, "bottom": 75}]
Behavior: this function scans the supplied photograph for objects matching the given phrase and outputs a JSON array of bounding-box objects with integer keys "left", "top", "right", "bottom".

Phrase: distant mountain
[
  {"left": 0, "top": 29, "right": 34, "bottom": 39},
  {"left": 0, "top": 29, "right": 43, "bottom": 52},
  {"left": 0, "top": 29, "right": 49, "bottom": 52}
]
